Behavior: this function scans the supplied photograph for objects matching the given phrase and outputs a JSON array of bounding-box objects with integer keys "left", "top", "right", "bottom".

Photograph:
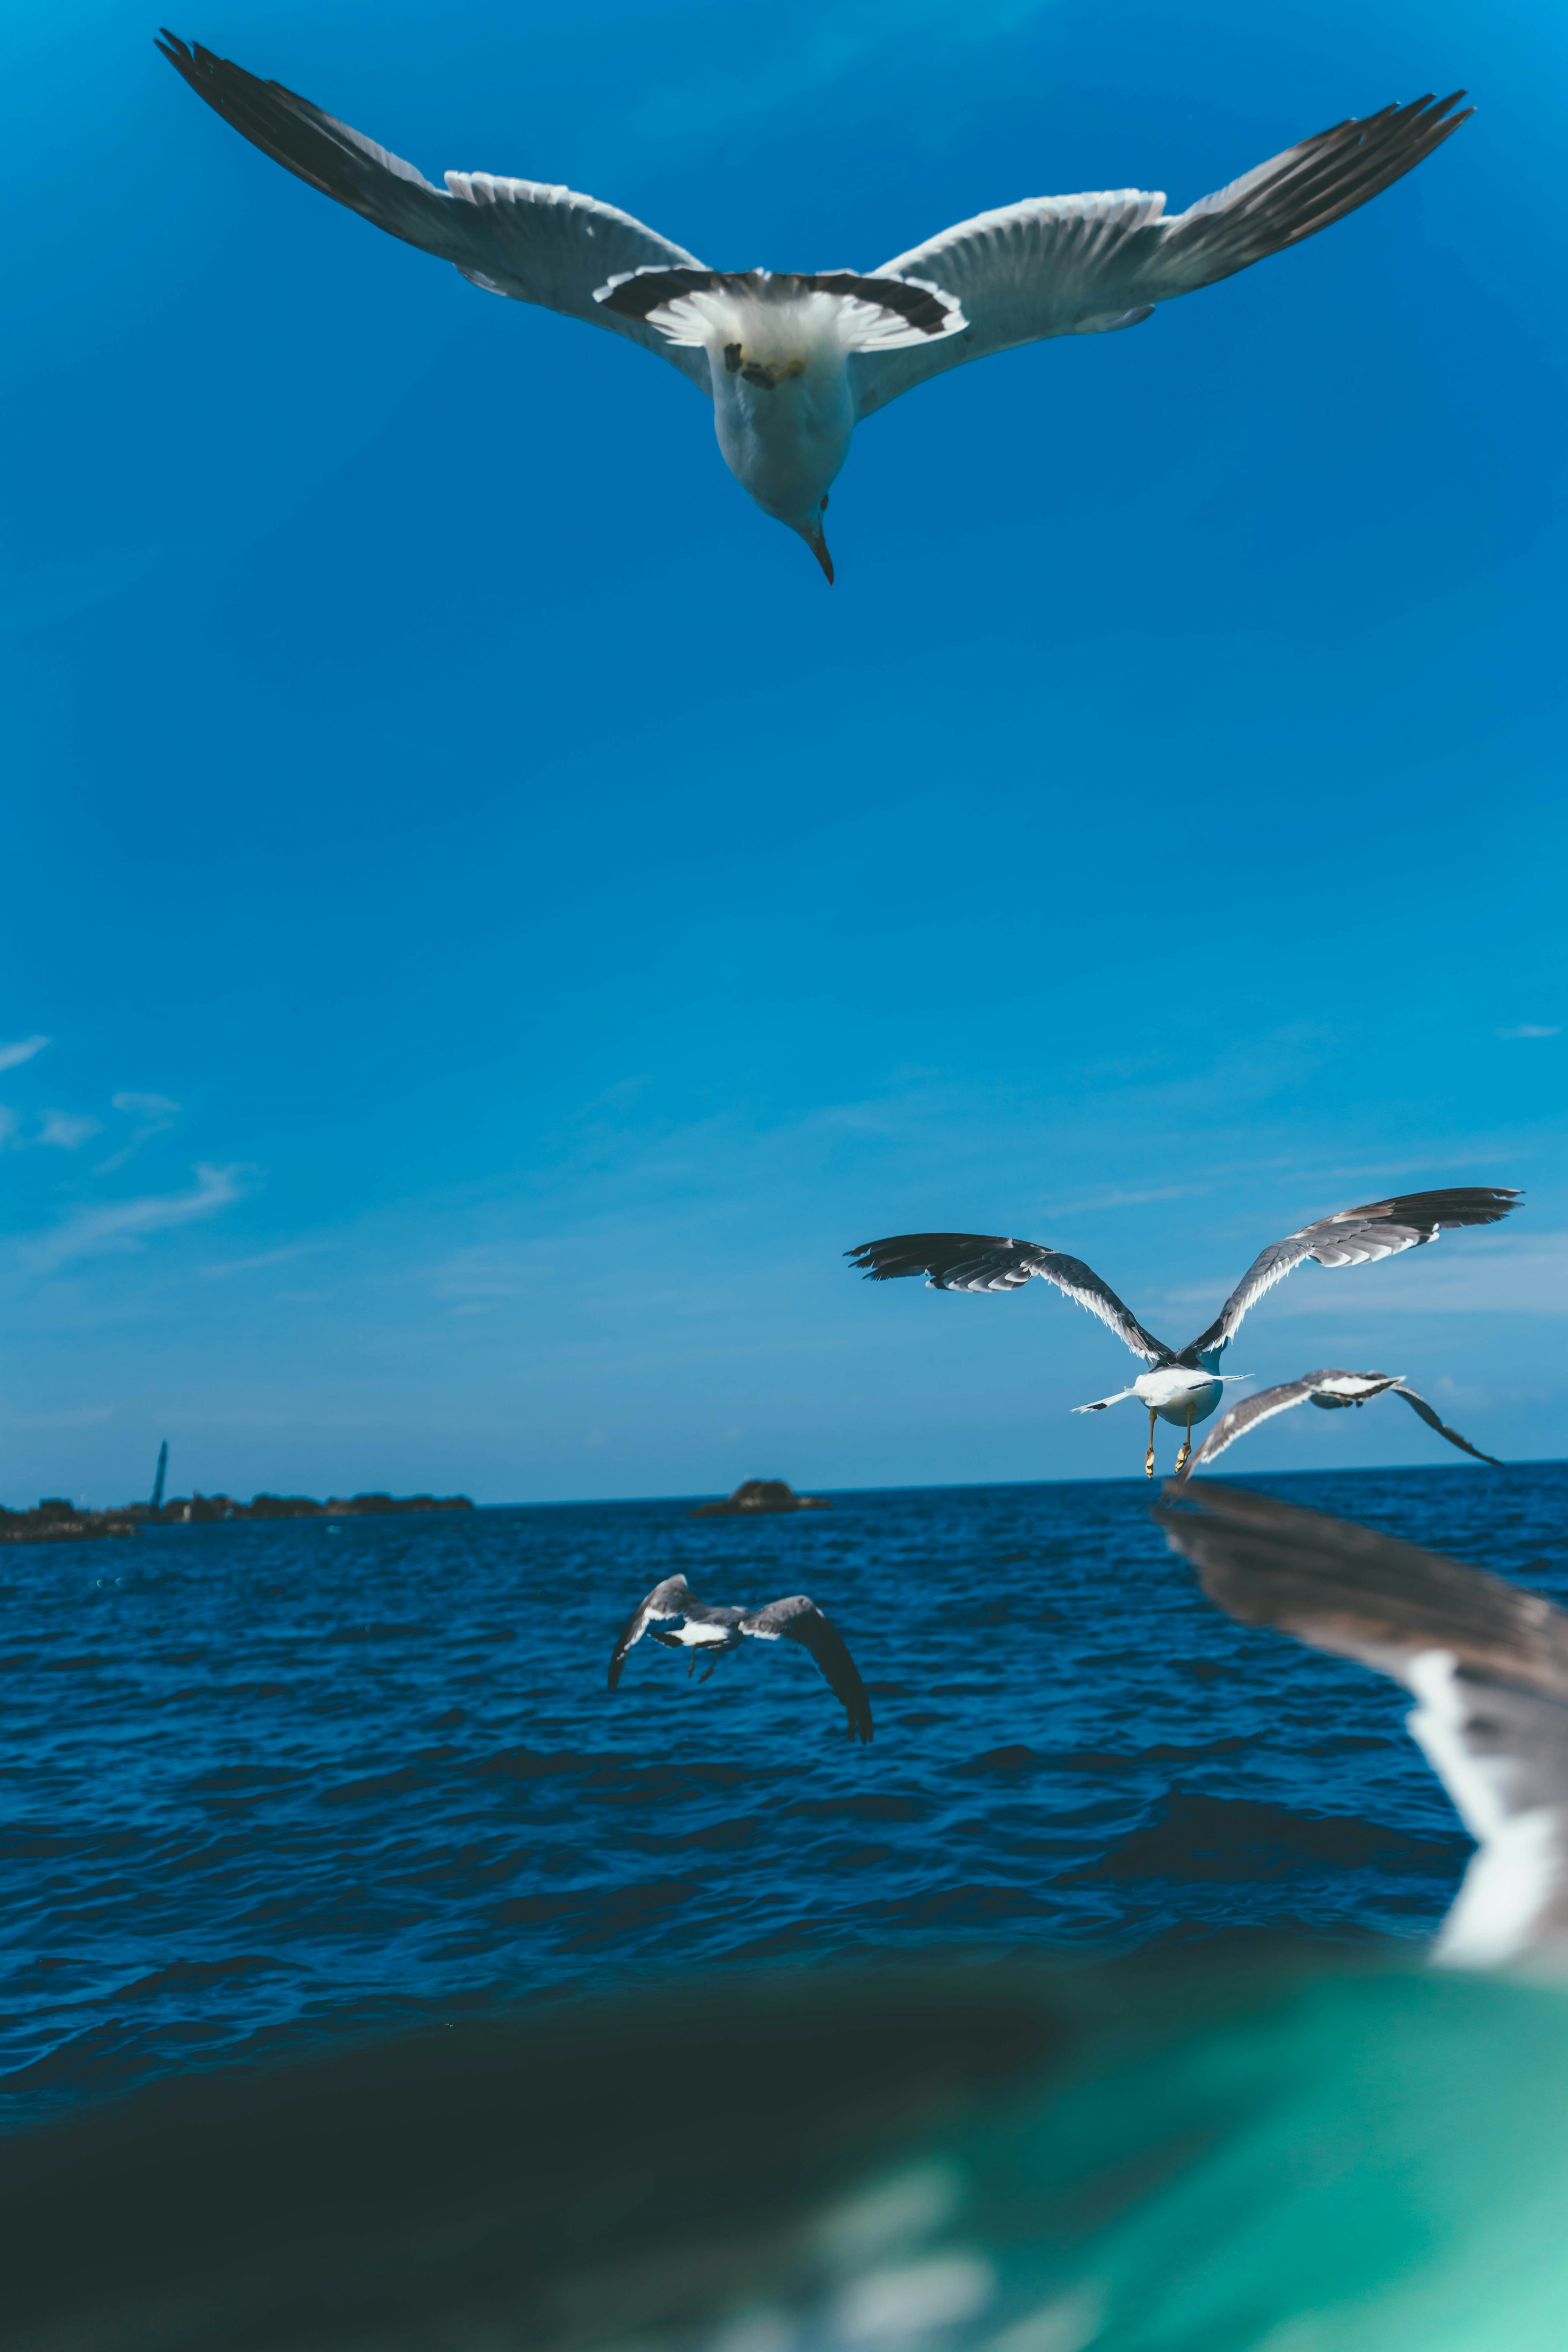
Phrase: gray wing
[
  {"left": 742, "top": 1596, "right": 873, "bottom": 1744},
  {"left": 608, "top": 1575, "right": 696, "bottom": 1689},
  {"left": 1180, "top": 1375, "right": 1331, "bottom": 1475},
  {"left": 846, "top": 1232, "right": 1169, "bottom": 1363},
  {"left": 156, "top": 33, "right": 712, "bottom": 392},
  {"left": 1153, "top": 1483, "right": 1568, "bottom": 1968},
  {"left": 853, "top": 92, "right": 1470, "bottom": 419},
  {"left": 1183, "top": 1187, "right": 1520, "bottom": 1361},
  {"left": 1391, "top": 1383, "right": 1503, "bottom": 1468}
]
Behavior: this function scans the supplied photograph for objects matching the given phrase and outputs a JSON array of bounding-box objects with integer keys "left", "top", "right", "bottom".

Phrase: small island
[
  {"left": 688, "top": 1478, "right": 830, "bottom": 1518},
  {"left": 0, "top": 1492, "right": 474, "bottom": 1546}
]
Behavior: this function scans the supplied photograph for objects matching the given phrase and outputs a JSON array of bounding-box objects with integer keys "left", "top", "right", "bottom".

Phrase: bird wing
[
  {"left": 1182, "top": 1187, "right": 1520, "bottom": 1362},
  {"left": 608, "top": 1575, "right": 696, "bottom": 1689},
  {"left": 1391, "top": 1383, "right": 1503, "bottom": 1468},
  {"left": 851, "top": 92, "right": 1470, "bottom": 419},
  {"left": 742, "top": 1596, "right": 873, "bottom": 1744},
  {"left": 846, "top": 1232, "right": 1169, "bottom": 1363},
  {"left": 1179, "top": 1376, "right": 1328, "bottom": 1474},
  {"left": 1154, "top": 1483, "right": 1568, "bottom": 1968},
  {"left": 156, "top": 33, "right": 713, "bottom": 391}
]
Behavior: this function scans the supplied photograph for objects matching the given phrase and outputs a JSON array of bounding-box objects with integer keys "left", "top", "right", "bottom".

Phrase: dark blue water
[{"left": 4, "top": 1465, "right": 1566, "bottom": 2123}]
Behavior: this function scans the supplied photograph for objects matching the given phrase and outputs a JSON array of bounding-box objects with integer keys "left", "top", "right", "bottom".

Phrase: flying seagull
[
  {"left": 1155, "top": 1482, "right": 1568, "bottom": 1969},
  {"left": 156, "top": 34, "right": 1471, "bottom": 582},
  {"left": 1176, "top": 1368, "right": 1501, "bottom": 1479},
  {"left": 608, "top": 1573, "right": 873, "bottom": 1743},
  {"left": 848, "top": 1187, "right": 1518, "bottom": 1477}
]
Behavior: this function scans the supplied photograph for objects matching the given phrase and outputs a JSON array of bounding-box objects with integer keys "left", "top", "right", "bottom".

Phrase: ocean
[{"left": 5, "top": 1461, "right": 1566, "bottom": 2126}]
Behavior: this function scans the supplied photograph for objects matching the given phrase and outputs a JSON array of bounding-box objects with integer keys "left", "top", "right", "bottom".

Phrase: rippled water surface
[{"left": 4, "top": 1463, "right": 1566, "bottom": 2118}]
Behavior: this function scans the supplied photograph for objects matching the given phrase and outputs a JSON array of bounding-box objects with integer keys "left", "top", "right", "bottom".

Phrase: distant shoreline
[{"left": 0, "top": 1493, "right": 474, "bottom": 1546}]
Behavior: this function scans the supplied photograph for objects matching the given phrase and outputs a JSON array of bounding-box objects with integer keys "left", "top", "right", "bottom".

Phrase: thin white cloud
[
  {"left": 0, "top": 1403, "right": 119, "bottom": 1430},
  {"left": 96, "top": 1089, "right": 183, "bottom": 1174},
  {"left": 0, "top": 1035, "right": 49, "bottom": 1074},
  {"left": 0, "top": 1107, "right": 17, "bottom": 1147},
  {"left": 1159, "top": 1233, "right": 1568, "bottom": 1323},
  {"left": 1498, "top": 1024, "right": 1560, "bottom": 1040},
  {"left": 38, "top": 1111, "right": 103, "bottom": 1150},
  {"left": 200, "top": 1243, "right": 316, "bottom": 1279},
  {"left": 113, "top": 1091, "right": 181, "bottom": 1117},
  {"left": 24, "top": 1163, "right": 249, "bottom": 1273}
]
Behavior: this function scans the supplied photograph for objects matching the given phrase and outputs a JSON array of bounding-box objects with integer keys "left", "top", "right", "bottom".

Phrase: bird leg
[
  {"left": 687, "top": 1648, "right": 698, "bottom": 1679},
  {"left": 1173, "top": 1405, "right": 1194, "bottom": 1476},
  {"left": 1145, "top": 1409, "right": 1157, "bottom": 1479}
]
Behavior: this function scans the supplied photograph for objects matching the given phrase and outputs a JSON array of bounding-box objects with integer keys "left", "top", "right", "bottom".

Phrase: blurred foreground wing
[
  {"left": 1185, "top": 1186, "right": 1519, "bottom": 1359},
  {"left": 608, "top": 1575, "right": 695, "bottom": 1688},
  {"left": 744, "top": 1597, "right": 873, "bottom": 1744},
  {"left": 846, "top": 1232, "right": 1168, "bottom": 1362},
  {"left": 156, "top": 33, "right": 711, "bottom": 386},
  {"left": 855, "top": 93, "right": 1471, "bottom": 416},
  {"left": 1155, "top": 1483, "right": 1568, "bottom": 1966}
]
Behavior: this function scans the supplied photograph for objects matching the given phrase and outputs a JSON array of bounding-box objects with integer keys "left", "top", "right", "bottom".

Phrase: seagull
[
  {"left": 1176, "top": 1368, "right": 1501, "bottom": 1479},
  {"left": 1156, "top": 1482, "right": 1568, "bottom": 1969},
  {"left": 608, "top": 1573, "right": 873, "bottom": 1743},
  {"left": 848, "top": 1187, "right": 1519, "bottom": 1478},
  {"left": 156, "top": 34, "right": 1471, "bottom": 582}
]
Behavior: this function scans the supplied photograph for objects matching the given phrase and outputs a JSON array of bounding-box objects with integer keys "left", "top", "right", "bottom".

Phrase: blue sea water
[{"left": 4, "top": 1462, "right": 1566, "bottom": 2125}]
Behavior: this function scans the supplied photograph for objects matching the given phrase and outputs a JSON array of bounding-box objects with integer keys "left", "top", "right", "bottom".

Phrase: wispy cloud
[
  {"left": 0, "top": 1107, "right": 17, "bottom": 1147},
  {"left": 96, "top": 1089, "right": 183, "bottom": 1174},
  {"left": 1498, "top": 1024, "right": 1560, "bottom": 1040},
  {"left": 628, "top": 0, "right": 1047, "bottom": 142},
  {"left": 0, "top": 1403, "right": 119, "bottom": 1430},
  {"left": 200, "top": 1243, "right": 316, "bottom": 1279},
  {"left": 24, "top": 1163, "right": 249, "bottom": 1273},
  {"left": 1157, "top": 1232, "right": 1568, "bottom": 1323},
  {"left": 113, "top": 1091, "right": 180, "bottom": 1118},
  {"left": 0, "top": 1035, "right": 49, "bottom": 1074},
  {"left": 38, "top": 1110, "right": 102, "bottom": 1150}
]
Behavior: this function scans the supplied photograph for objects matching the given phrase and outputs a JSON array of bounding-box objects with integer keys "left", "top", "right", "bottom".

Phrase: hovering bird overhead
[
  {"left": 1156, "top": 1483, "right": 1568, "bottom": 1970},
  {"left": 848, "top": 1187, "right": 1518, "bottom": 1477},
  {"left": 608, "top": 1573, "right": 873, "bottom": 1743},
  {"left": 156, "top": 33, "right": 1471, "bottom": 582},
  {"left": 1176, "top": 1367, "right": 1501, "bottom": 1480}
]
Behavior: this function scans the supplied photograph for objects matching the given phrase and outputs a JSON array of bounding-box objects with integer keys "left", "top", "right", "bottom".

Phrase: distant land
[
  {"left": 689, "top": 1478, "right": 829, "bottom": 1517},
  {"left": 0, "top": 1493, "right": 474, "bottom": 1546}
]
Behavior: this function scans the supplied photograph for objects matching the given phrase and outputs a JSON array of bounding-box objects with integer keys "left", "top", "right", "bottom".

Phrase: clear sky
[{"left": 3, "top": 0, "right": 1563, "bottom": 1506}]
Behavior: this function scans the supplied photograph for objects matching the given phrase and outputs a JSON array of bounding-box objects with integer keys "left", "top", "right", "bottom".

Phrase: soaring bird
[
  {"left": 608, "top": 1574, "right": 873, "bottom": 1743},
  {"left": 1176, "top": 1368, "right": 1501, "bottom": 1479},
  {"left": 848, "top": 1187, "right": 1518, "bottom": 1478},
  {"left": 1156, "top": 1482, "right": 1568, "bottom": 1969},
  {"left": 156, "top": 33, "right": 1471, "bottom": 582}
]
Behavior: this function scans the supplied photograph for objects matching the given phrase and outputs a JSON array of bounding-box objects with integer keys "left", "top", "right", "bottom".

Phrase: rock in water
[{"left": 689, "top": 1478, "right": 830, "bottom": 1517}]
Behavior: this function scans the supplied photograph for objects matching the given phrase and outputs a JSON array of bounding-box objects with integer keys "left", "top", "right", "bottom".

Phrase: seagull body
[
  {"left": 1156, "top": 1483, "right": 1568, "bottom": 1969},
  {"left": 608, "top": 1573, "right": 873, "bottom": 1743},
  {"left": 1178, "top": 1367, "right": 1501, "bottom": 1479},
  {"left": 157, "top": 34, "right": 1470, "bottom": 581},
  {"left": 849, "top": 1187, "right": 1518, "bottom": 1476}
]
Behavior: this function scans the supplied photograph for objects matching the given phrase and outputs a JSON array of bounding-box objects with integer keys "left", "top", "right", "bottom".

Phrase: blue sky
[{"left": 2, "top": 0, "right": 1564, "bottom": 1504}]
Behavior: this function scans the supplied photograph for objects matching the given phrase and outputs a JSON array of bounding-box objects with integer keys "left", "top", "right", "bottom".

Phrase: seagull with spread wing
[
  {"left": 848, "top": 1187, "right": 1518, "bottom": 1478},
  {"left": 608, "top": 1574, "right": 873, "bottom": 1743},
  {"left": 1175, "top": 1368, "right": 1501, "bottom": 1479},
  {"left": 157, "top": 33, "right": 1470, "bottom": 582},
  {"left": 1156, "top": 1483, "right": 1568, "bottom": 1969}
]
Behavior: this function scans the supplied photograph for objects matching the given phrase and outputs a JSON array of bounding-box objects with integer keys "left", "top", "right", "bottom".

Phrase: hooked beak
[{"left": 807, "top": 519, "right": 833, "bottom": 585}]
